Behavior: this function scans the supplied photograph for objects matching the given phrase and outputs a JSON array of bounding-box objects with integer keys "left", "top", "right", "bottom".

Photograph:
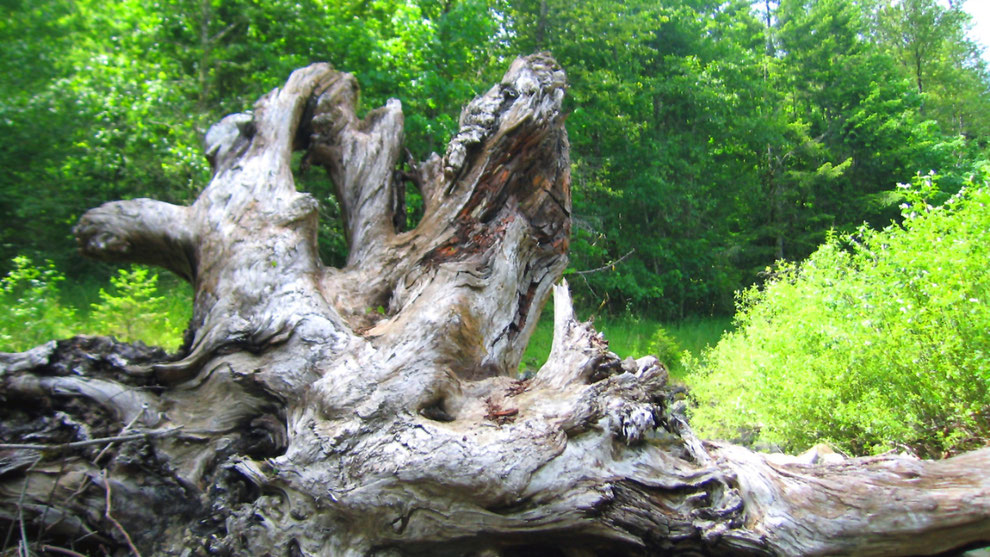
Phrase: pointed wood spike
[{"left": 552, "top": 279, "right": 576, "bottom": 333}]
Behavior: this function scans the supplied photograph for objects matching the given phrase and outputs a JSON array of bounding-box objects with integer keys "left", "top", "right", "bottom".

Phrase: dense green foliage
[
  {"left": 1, "top": 0, "right": 987, "bottom": 319},
  {"left": 90, "top": 265, "right": 187, "bottom": 348},
  {"left": 0, "top": 256, "right": 78, "bottom": 348},
  {"left": 0, "top": 258, "right": 190, "bottom": 351},
  {"left": 523, "top": 0, "right": 989, "bottom": 318},
  {"left": 688, "top": 172, "right": 990, "bottom": 458},
  {"left": 0, "top": 0, "right": 502, "bottom": 273}
]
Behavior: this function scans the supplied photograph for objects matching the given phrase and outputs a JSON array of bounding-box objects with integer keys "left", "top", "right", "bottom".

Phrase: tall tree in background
[
  {"left": 739, "top": 0, "right": 987, "bottom": 271},
  {"left": 508, "top": 0, "right": 770, "bottom": 318},
  {"left": 766, "top": 0, "right": 918, "bottom": 256},
  {"left": 502, "top": 0, "right": 988, "bottom": 318},
  {"left": 876, "top": 0, "right": 966, "bottom": 96},
  {"left": 874, "top": 0, "right": 990, "bottom": 145}
]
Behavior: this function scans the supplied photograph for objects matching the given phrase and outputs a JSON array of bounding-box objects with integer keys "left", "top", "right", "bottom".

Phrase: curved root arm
[{"left": 75, "top": 199, "right": 196, "bottom": 281}]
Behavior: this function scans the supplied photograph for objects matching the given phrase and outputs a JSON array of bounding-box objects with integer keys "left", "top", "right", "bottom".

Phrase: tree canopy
[{"left": 1, "top": 0, "right": 988, "bottom": 319}]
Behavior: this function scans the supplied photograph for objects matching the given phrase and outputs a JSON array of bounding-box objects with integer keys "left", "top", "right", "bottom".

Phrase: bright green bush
[
  {"left": 687, "top": 172, "right": 990, "bottom": 458},
  {"left": 0, "top": 256, "right": 78, "bottom": 351},
  {"left": 89, "top": 265, "right": 187, "bottom": 350}
]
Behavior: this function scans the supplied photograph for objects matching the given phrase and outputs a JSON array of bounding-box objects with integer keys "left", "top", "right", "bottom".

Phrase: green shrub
[
  {"left": 0, "top": 256, "right": 78, "bottom": 351},
  {"left": 687, "top": 172, "right": 990, "bottom": 458},
  {"left": 642, "top": 326, "right": 684, "bottom": 371},
  {"left": 89, "top": 265, "right": 187, "bottom": 350},
  {"left": 0, "top": 258, "right": 190, "bottom": 352}
]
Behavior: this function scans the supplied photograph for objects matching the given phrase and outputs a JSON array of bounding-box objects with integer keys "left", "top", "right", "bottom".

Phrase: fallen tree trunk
[{"left": 2, "top": 54, "right": 989, "bottom": 556}]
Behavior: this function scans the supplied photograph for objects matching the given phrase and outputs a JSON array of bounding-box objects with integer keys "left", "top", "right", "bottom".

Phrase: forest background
[{"left": 2, "top": 0, "right": 989, "bottom": 456}]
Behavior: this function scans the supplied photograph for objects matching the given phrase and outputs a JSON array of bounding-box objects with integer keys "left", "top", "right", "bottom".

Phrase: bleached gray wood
[{"left": 1, "top": 54, "right": 989, "bottom": 557}]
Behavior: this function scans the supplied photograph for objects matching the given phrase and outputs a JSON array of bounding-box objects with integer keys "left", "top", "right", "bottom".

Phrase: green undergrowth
[
  {"left": 5, "top": 254, "right": 730, "bottom": 374},
  {"left": 519, "top": 300, "right": 731, "bottom": 380},
  {"left": 687, "top": 172, "right": 990, "bottom": 458},
  {"left": 0, "top": 257, "right": 191, "bottom": 352}
]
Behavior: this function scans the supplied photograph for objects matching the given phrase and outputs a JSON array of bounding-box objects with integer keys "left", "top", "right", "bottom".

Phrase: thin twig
[
  {"left": 572, "top": 249, "right": 635, "bottom": 276},
  {"left": 102, "top": 469, "right": 141, "bottom": 557},
  {"left": 0, "top": 428, "right": 181, "bottom": 452},
  {"left": 34, "top": 409, "right": 150, "bottom": 544},
  {"left": 17, "top": 505, "right": 28, "bottom": 557},
  {"left": 94, "top": 405, "right": 147, "bottom": 464},
  {"left": 4, "top": 455, "right": 39, "bottom": 554},
  {"left": 579, "top": 272, "right": 598, "bottom": 299},
  {"left": 17, "top": 475, "right": 30, "bottom": 557},
  {"left": 39, "top": 545, "right": 88, "bottom": 557},
  {"left": 1, "top": 479, "right": 21, "bottom": 553}
]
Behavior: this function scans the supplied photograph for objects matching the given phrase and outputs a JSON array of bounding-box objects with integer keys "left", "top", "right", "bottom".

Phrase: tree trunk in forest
[{"left": 2, "top": 54, "right": 990, "bottom": 557}]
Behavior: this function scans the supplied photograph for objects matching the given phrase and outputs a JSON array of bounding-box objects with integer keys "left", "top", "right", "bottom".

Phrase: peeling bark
[{"left": 2, "top": 54, "right": 990, "bottom": 556}]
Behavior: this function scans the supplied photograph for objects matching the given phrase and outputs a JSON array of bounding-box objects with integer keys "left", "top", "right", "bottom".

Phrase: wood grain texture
[{"left": 1, "top": 54, "right": 988, "bottom": 556}]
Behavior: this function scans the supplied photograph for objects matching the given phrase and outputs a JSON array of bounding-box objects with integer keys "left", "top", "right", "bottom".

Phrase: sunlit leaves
[
  {"left": 0, "top": 0, "right": 987, "bottom": 321},
  {"left": 689, "top": 173, "right": 990, "bottom": 457}
]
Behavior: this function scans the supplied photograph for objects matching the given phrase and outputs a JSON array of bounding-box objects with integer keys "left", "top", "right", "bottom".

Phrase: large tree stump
[{"left": 2, "top": 54, "right": 990, "bottom": 556}]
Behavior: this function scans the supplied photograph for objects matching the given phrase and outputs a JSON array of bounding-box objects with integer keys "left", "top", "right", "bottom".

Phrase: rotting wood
[{"left": 1, "top": 53, "right": 989, "bottom": 556}]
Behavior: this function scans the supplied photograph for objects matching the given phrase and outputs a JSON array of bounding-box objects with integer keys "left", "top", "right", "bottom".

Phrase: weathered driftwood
[{"left": 2, "top": 54, "right": 989, "bottom": 556}]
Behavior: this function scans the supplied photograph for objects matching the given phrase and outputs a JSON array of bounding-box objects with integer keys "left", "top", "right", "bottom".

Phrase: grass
[
  {"left": 4, "top": 257, "right": 728, "bottom": 378},
  {"left": 519, "top": 299, "right": 731, "bottom": 379},
  {"left": 0, "top": 260, "right": 193, "bottom": 353},
  {"left": 663, "top": 316, "right": 734, "bottom": 364}
]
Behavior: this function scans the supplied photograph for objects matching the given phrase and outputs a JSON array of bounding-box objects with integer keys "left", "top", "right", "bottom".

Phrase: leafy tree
[
  {"left": 874, "top": 0, "right": 967, "bottom": 96},
  {"left": 872, "top": 0, "right": 990, "bottom": 154},
  {"left": 0, "top": 0, "right": 208, "bottom": 274},
  {"left": 745, "top": 0, "right": 985, "bottom": 271},
  {"left": 0, "top": 0, "right": 507, "bottom": 273},
  {"left": 500, "top": 0, "right": 990, "bottom": 320},
  {"left": 508, "top": 0, "right": 770, "bottom": 318}
]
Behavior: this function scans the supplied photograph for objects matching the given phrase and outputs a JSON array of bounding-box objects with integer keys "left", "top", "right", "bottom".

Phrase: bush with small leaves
[
  {"left": 687, "top": 171, "right": 990, "bottom": 458},
  {"left": 643, "top": 326, "right": 683, "bottom": 371},
  {"left": 89, "top": 265, "right": 186, "bottom": 350}
]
